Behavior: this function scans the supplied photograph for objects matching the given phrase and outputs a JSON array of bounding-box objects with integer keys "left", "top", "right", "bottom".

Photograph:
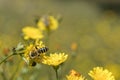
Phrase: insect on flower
[
  {"left": 23, "top": 41, "right": 48, "bottom": 66},
  {"left": 29, "top": 45, "right": 49, "bottom": 59}
]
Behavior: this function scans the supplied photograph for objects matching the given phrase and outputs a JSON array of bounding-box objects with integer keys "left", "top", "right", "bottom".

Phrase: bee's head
[{"left": 29, "top": 51, "right": 38, "bottom": 59}]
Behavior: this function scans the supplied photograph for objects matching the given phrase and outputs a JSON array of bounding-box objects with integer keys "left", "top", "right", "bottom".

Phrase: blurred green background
[{"left": 0, "top": 0, "right": 120, "bottom": 80}]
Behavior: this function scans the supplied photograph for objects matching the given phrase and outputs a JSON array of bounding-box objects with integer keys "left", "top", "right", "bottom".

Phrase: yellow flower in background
[
  {"left": 88, "top": 67, "right": 115, "bottom": 80},
  {"left": 23, "top": 41, "right": 46, "bottom": 66},
  {"left": 22, "top": 26, "right": 43, "bottom": 40},
  {"left": 42, "top": 53, "right": 68, "bottom": 66},
  {"left": 71, "top": 42, "right": 78, "bottom": 51},
  {"left": 37, "top": 15, "right": 58, "bottom": 31},
  {"left": 66, "top": 69, "right": 86, "bottom": 80}
]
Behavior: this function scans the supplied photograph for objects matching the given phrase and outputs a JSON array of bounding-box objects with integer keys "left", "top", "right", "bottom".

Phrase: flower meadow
[
  {"left": 0, "top": 14, "right": 116, "bottom": 80},
  {"left": 0, "top": 1, "right": 120, "bottom": 80}
]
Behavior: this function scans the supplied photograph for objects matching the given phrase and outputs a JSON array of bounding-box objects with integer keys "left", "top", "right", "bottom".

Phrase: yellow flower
[
  {"left": 23, "top": 41, "right": 46, "bottom": 66},
  {"left": 88, "top": 67, "right": 115, "bottom": 80},
  {"left": 22, "top": 26, "right": 43, "bottom": 40},
  {"left": 66, "top": 69, "right": 86, "bottom": 80},
  {"left": 37, "top": 16, "right": 58, "bottom": 31},
  {"left": 42, "top": 53, "right": 68, "bottom": 66}
]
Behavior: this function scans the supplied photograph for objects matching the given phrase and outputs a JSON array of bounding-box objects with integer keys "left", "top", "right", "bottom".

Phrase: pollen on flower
[
  {"left": 35, "top": 40, "right": 45, "bottom": 48},
  {"left": 42, "top": 53, "right": 68, "bottom": 66},
  {"left": 23, "top": 44, "right": 34, "bottom": 63},
  {"left": 37, "top": 15, "right": 58, "bottom": 31},
  {"left": 66, "top": 69, "right": 86, "bottom": 80},
  {"left": 88, "top": 67, "right": 115, "bottom": 80},
  {"left": 22, "top": 26, "right": 43, "bottom": 40}
]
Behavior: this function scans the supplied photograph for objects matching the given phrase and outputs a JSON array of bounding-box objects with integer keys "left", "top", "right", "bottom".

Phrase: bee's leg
[
  {"left": 35, "top": 45, "right": 38, "bottom": 49},
  {"left": 31, "top": 61, "right": 37, "bottom": 66}
]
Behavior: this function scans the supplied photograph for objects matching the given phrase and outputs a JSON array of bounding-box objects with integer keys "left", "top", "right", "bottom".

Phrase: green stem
[
  {"left": 53, "top": 66, "right": 59, "bottom": 80},
  {"left": 55, "top": 68, "right": 59, "bottom": 80},
  {"left": 45, "top": 30, "right": 51, "bottom": 47},
  {"left": 0, "top": 53, "right": 14, "bottom": 65},
  {"left": 10, "top": 59, "right": 22, "bottom": 80},
  {"left": 1, "top": 64, "right": 8, "bottom": 80},
  {"left": 45, "top": 31, "right": 53, "bottom": 80}
]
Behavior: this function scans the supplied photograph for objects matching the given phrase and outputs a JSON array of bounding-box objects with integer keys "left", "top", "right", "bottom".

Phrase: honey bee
[{"left": 29, "top": 46, "right": 48, "bottom": 59}]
